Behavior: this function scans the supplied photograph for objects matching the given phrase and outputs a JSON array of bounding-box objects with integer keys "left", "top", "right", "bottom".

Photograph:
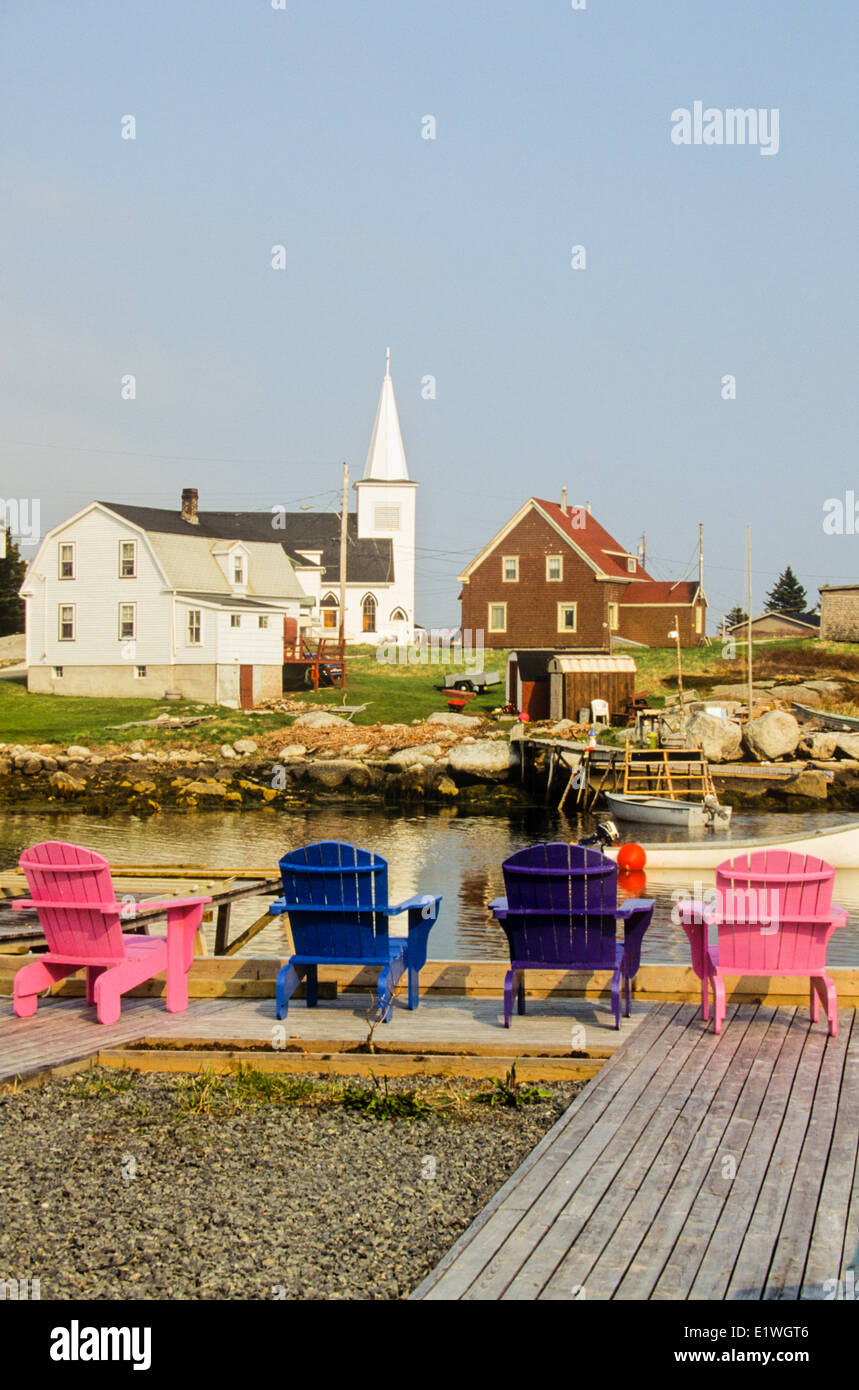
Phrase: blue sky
[{"left": 1, "top": 0, "right": 856, "bottom": 627}]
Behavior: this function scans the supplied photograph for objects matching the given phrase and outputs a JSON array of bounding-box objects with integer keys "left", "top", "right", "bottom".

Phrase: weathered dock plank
[{"left": 414, "top": 1005, "right": 858, "bottom": 1301}]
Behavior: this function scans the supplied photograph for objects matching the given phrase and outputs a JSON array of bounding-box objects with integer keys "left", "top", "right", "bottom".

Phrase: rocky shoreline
[{"left": 0, "top": 710, "right": 530, "bottom": 816}]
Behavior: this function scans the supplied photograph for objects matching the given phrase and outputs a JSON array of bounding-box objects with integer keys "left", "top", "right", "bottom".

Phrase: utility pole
[
  {"left": 698, "top": 523, "right": 704, "bottom": 598},
  {"left": 339, "top": 462, "right": 349, "bottom": 651},
  {"left": 639, "top": 532, "right": 646, "bottom": 569},
  {"left": 746, "top": 525, "right": 754, "bottom": 717}
]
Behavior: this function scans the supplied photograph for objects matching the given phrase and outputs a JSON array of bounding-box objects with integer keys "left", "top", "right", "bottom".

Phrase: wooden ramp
[{"left": 413, "top": 1003, "right": 859, "bottom": 1301}]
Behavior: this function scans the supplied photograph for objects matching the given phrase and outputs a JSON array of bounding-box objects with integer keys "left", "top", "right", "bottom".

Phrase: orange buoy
[{"left": 617, "top": 842, "right": 646, "bottom": 872}]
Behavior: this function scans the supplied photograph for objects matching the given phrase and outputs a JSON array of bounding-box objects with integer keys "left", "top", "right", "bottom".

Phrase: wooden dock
[{"left": 413, "top": 1002, "right": 859, "bottom": 1300}]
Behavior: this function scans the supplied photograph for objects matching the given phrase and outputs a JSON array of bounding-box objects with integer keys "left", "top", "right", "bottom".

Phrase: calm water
[{"left": 2, "top": 806, "right": 859, "bottom": 965}]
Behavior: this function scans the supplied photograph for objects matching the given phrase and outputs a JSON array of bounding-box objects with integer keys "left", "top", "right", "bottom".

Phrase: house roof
[
  {"left": 100, "top": 502, "right": 394, "bottom": 586},
  {"left": 620, "top": 580, "right": 701, "bottom": 605},
  {"left": 727, "top": 610, "right": 821, "bottom": 633},
  {"left": 177, "top": 591, "right": 283, "bottom": 611},
  {"left": 534, "top": 499, "right": 653, "bottom": 581}
]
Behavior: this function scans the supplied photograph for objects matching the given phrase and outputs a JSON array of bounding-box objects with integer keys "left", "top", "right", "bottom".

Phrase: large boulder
[
  {"left": 304, "top": 759, "right": 373, "bottom": 789},
  {"left": 743, "top": 711, "right": 801, "bottom": 761},
  {"left": 426, "top": 711, "right": 482, "bottom": 730},
  {"left": 833, "top": 734, "right": 859, "bottom": 760},
  {"left": 292, "top": 711, "right": 349, "bottom": 729},
  {"left": 386, "top": 744, "right": 444, "bottom": 769},
  {"left": 233, "top": 738, "right": 258, "bottom": 754},
  {"left": 769, "top": 684, "right": 822, "bottom": 707},
  {"left": 686, "top": 712, "right": 743, "bottom": 763},
  {"left": 801, "top": 732, "right": 838, "bottom": 760},
  {"left": 448, "top": 740, "right": 517, "bottom": 781}
]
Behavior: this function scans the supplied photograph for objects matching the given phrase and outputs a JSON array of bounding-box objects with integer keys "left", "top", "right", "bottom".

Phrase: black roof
[{"left": 100, "top": 503, "right": 394, "bottom": 585}]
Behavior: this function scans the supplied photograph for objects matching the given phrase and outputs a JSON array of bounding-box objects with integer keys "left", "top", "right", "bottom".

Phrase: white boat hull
[
  {"left": 605, "top": 820, "right": 859, "bottom": 871},
  {"left": 604, "top": 792, "right": 732, "bottom": 831}
]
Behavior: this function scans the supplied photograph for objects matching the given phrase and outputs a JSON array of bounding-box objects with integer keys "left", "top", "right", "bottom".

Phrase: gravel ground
[{"left": 0, "top": 1069, "right": 583, "bottom": 1300}]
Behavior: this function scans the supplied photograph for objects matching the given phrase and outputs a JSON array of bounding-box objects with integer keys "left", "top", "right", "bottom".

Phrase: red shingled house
[{"left": 458, "top": 495, "right": 705, "bottom": 649}]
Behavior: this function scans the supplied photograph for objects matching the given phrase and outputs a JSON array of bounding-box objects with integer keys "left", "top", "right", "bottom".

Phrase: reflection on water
[{"left": 1, "top": 806, "right": 858, "bottom": 965}]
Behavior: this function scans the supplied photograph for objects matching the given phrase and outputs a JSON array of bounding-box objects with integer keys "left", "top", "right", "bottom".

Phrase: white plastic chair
[{"left": 591, "top": 698, "right": 610, "bottom": 725}]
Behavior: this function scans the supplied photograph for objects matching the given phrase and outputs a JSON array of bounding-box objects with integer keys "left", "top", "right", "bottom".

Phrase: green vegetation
[
  {"left": 476, "top": 1066, "right": 552, "bottom": 1109},
  {"left": 765, "top": 565, "right": 808, "bottom": 615},
  {"left": 4, "top": 637, "right": 859, "bottom": 749}
]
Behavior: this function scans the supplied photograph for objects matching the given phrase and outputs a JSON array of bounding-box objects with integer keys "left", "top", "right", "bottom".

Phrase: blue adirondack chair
[
  {"left": 269, "top": 841, "right": 442, "bottom": 1021},
  {"left": 489, "top": 842, "right": 654, "bottom": 1028}
]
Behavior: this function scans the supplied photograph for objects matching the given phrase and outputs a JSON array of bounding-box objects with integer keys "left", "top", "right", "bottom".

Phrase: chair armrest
[
  {"left": 488, "top": 896, "right": 508, "bottom": 922},
  {"left": 830, "top": 905, "right": 848, "bottom": 927},
  {"left": 676, "top": 900, "right": 717, "bottom": 927},
  {"left": 128, "top": 897, "right": 213, "bottom": 913},
  {"left": 615, "top": 898, "right": 654, "bottom": 919},
  {"left": 384, "top": 894, "right": 439, "bottom": 918}
]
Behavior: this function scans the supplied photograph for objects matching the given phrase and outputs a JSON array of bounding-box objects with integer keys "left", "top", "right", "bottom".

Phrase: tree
[
  {"left": 724, "top": 605, "right": 748, "bottom": 629},
  {"left": 765, "top": 566, "right": 807, "bottom": 615},
  {"left": 0, "top": 529, "right": 26, "bottom": 636}
]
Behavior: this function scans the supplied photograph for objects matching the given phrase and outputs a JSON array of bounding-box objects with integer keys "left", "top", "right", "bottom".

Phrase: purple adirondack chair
[
  {"left": 677, "top": 850, "right": 846, "bottom": 1036},
  {"left": 11, "top": 841, "right": 212, "bottom": 1025},
  {"left": 489, "top": 842, "right": 654, "bottom": 1028}
]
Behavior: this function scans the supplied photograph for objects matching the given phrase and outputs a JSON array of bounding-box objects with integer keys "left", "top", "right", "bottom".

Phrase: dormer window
[
  {"left": 627, "top": 557, "right": 637, "bottom": 573},
  {"left": 119, "top": 541, "right": 137, "bottom": 577},
  {"left": 233, "top": 556, "right": 245, "bottom": 585}
]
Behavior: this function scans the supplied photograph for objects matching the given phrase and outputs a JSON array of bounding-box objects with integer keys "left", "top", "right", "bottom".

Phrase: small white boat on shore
[
  {"left": 605, "top": 819, "right": 859, "bottom": 871},
  {"left": 604, "top": 791, "right": 732, "bottom": 830}
]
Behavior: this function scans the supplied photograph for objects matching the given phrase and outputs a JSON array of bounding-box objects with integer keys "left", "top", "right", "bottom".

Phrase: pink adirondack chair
[
  {"left": 677, "top": 850, "right": 846, "bottom": 1036},
  {"left": 11, "top": 841, "right": 212, "bottom": 1025}
]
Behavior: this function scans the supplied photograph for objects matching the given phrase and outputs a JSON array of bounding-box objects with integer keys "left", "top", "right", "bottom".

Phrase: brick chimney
[{"left": 181, "top": 488, "right": 199, "bottom": 525}]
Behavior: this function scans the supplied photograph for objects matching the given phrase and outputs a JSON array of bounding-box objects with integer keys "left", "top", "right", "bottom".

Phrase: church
[{"left": 272, "top": 348, "right": 418, "bottom": 645}]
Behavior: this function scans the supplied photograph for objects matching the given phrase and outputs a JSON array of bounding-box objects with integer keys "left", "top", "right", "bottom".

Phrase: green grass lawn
[{"left": 2, "top": 637, "right": 857, "bottom": 750}]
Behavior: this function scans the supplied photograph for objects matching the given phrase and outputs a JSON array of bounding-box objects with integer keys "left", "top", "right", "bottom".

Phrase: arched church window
[
  {"left": 390, "top": 608, "right": 407, "bottom": 623},
  {"left": 361, "top": 594, "right": 377, "bottom": 634},
  {"left": 321, "top": 593, "right": 339, "bottom": 631}
]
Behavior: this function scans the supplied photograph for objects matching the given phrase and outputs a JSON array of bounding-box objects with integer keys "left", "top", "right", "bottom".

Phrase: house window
[
  {"left": 58, "top": 605, "right": 75, "bottom": 641},
  {"left": 230, "top": 614, "right": 242, "bottom": 628},
  {"left": 118, "top": 603, "right": 136, "bottom": 640},
  {"left": 362, "top": 594, "right": 377, "bottom": 633},
  {"left": 58, "top": 543, "right": 75, "bottom": 579},
  {"left": 321, "top": 593, "right": 339, "bottom": 631},
  {"left": 53, "top": 666, "right": 63, "bottom": 678},
  {"left": 187, "top": 610, "right": 201, "bottom": 645},
  {"left": 233, "top": 556, "right": 245, "bottom": 585},
  {"left": 258, "top": 615, "right": 269, "bottom": 629},
  {"left": 558, "top": 602, "right": 577, "bottom": 633},
  {"left": 695, "top": 606, "right": 704, "bottom": 635},
  {"left": 627, "top": 557, "right": 637, "bottom": 573},
  {"left": 135, "top": 665, "right": 147, "bottom": 678},
  {"left": 488, "top": 602, "right": 507, "bottom": 633},
  {"left": 119, "top": 541, "right": 137, "bottom": 577},
  {"left": 374, "top": 505, "right": 400, "bottom": 531},
  {"left": 502, "top": 556, "right": 519, "bottom": 582},
  {"left": 608, "top": 603, "right": 619, "bottom": 630},
  {"left": 546, "top": 555, "right": 563, "bottom": 582}
]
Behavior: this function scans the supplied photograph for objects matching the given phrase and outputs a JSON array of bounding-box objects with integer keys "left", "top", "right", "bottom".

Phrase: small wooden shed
[{"left": 548, "top": 653, "right": 637, "bottom": 723}]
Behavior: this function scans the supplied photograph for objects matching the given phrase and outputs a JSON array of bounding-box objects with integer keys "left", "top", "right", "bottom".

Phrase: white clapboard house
[
  {"left": 21, "top": 499, "right": 311, "bottom": 706},
  {"left": 22, "top": 352, "right": 419, "bottom": 702}
]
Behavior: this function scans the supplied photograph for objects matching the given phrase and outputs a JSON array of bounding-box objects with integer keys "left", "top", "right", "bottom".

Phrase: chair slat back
[
  {"left": 500, "top": 842, "right": 619, "bottom": 968},
  {"left": 278, "top": 841, "right": 390, "bottom": 960},
  {"left": 19, "top": 840, "right": 126, "bottom": 961},
  {"left": 714, "top": 850, "right": 837, "bottom": 972}
]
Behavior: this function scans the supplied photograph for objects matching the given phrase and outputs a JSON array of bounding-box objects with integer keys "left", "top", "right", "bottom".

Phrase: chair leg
[
  {"left": 611, "top": 970, "right": 621, "bottom": 1030},
  {"left": 517, "top": 971, "right": 526, "bottom": 1016},
  {"left": 93, "top": 975, "right": 121, "bottom": 1027},
  {"left": 712, "top": 974, "right": 726, "bottom": 1035},
  {"left": 13, "top": 960, "right": 78, "bottom": 1018},
  {"left": 701, "top": 972, "right": 709, "bottom": 1022},
  {"left": 810, "top": 979, "right": 820, "bottom": 1023},
  {"left": 275, "top": 963, "right": 304, "bottom": 1021},
  {"left": 811, "top": 975, "right": 838, "bottom": 1037},
  {"left": 305, "top": 964, "right": 318, "bottom": 1009},
  {"left": 407, "top": 966, "right": 420, "bottom": 1010},
  {"left": 624, "top": 971, "right": 632, "bottom": 1017},
  {"left": 503, "top": 969, "right": 514, "bottom": 1028}
]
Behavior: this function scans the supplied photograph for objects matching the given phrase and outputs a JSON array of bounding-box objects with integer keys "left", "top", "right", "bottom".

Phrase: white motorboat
[
  {"left": 603, "top": 792, "right": 732, "bottom": 830},
  {"left": 605, "top": 819, "right": 859, "bottom": 871}
]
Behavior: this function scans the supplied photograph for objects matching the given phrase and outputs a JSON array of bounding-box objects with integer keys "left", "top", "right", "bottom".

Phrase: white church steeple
[
  {"left": 354, "top": 348, "right": 418, "bottom": 644},
  {"left": 363, "top": 348, "right": 410, "bottom": 481}
]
